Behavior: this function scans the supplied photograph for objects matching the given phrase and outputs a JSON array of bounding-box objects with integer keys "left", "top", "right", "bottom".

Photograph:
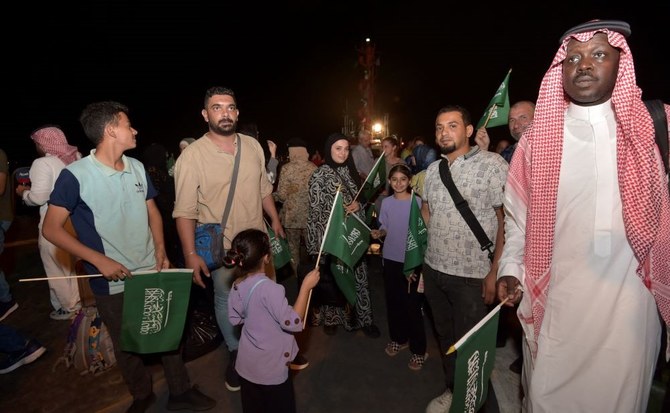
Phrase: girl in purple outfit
[
  {"left": 227, "top": 229, "right": 319, "bottom": 413},
  {"left": 371, "top": 164, "right": 428, "bottom": 370}
]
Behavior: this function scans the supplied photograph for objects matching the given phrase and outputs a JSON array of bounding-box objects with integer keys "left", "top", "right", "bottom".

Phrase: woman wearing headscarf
[
  {"left": 306, "top": 133, "right": 380, "bottom": 338},
  {"left": 178, "top": 138, "right": 197, "bottom": 153},
  {"left": 16, "top": 125, "right": 81, "bottom": 320}
]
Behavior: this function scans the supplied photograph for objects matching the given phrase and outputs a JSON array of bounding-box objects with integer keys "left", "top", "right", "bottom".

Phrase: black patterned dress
[{"left": 306, "top": 164, "right": 374, "bottom": 330}]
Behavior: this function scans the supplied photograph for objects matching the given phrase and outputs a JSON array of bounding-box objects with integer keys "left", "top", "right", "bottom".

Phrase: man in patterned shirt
[{"left": 421, "top": 105, "right": 508, "bottom": 413}]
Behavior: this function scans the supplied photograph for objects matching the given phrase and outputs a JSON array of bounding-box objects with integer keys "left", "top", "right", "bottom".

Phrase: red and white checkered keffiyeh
[
  {"left": 507, "top": 29, "right": 670, "bottom": 356},
  {"left": 31, "top": 126, "right": 81, "bottom": 165}
]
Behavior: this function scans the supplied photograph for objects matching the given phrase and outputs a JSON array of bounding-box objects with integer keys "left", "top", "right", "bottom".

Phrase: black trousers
[{"left": 240, "top": 375, "right": 296, "bottom": 413}]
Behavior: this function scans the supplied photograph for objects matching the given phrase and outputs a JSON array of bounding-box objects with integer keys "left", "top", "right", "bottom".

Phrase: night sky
[{"left": 8, "top": 1, "right": 669, "bottom": 166}]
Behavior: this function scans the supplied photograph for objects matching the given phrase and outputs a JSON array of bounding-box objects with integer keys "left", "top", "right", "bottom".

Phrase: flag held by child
[
  {"left": 447, "top": 302, "right": 503, "bottom": 413},
  {"left": 476, "top": 69, "right": 512, "bottom": 130},
  {"left": 121, "top": 269, "right": 193, "bottom": 354},
  {"left": 267, "top": 224, "right": 292, "bottom": 269},
  {"left": 403, "top": 191, "right": 427, "bottom": 276}
]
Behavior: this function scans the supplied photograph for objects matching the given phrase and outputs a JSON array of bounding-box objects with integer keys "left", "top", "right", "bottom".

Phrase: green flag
[
  {"left": 362, "top": 155, "right": 386, "bottom": 201},
  {"left": 121, "top": 269, "right": 193, "bottom": 354},
  {"left": 330, "top": 257, "right": 357, "bottom": 306},
  {"left": 448, "top": 302, "right": 502, "bottom": 413},
  {"left": 267, "top": 224, "right": 292, "bottom": 269},
  {"left": 322, "top": 191, "right": 371, "bottom": 269},
  {"left": 403, "top": 192, "right": 427, "bottom": 276},
  {"left": 476, "top": 69, "right": 512, "bottom": 130}
]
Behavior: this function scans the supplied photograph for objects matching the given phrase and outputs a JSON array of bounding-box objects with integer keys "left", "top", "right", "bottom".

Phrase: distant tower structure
[{"left": 356, "top": 38, "right": 379, "bottom": 134}]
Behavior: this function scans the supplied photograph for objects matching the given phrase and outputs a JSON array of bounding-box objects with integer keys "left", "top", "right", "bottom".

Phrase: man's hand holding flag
[{"left": 476, "top": 69, "right": 512, "bottom": 130}]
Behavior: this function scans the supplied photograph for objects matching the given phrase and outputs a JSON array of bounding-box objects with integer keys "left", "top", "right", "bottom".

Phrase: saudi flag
[
  {"left": 322, "top": 191, "right": 371, "bottom": 269},
  {"left": 362, "top": 155, "right": 386, "bottom": 201},
  {"left": 447, "top": 302, "right": 502, "bottom": 413},
  {"left": 267, "top": 224, "right": 292, "bottom": 269},
  {"left": 330, "top": 258, "right": 357, "bottom": 306},
  {"left": 403, "top": 192, "right": 427, "bottom": 276},
  {"left": 476, "top": 69, "right": 512, "bottom": 130},
  {"left": 120, "top": 269, "right": 193, "bottom": 354}
]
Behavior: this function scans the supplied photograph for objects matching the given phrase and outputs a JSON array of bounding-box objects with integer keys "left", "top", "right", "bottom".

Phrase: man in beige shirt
[{"left": 173, "top": 86, "right": 284, "bottom": 392}]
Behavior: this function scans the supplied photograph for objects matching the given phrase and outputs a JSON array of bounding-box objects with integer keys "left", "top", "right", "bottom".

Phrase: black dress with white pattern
[{"left": 306, "top": 164, "right": 374, "bottom": 330}]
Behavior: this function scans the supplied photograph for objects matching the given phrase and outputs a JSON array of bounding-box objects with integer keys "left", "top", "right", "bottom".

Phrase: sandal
[
  {"left": 384, "top": 341, "right": 409, "bottom": 357},
  {"left": 408, "top": 353, "right": 429, "bottom": 371}
]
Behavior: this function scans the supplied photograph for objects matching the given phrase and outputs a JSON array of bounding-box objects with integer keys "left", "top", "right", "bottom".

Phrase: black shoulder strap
[
  {"left": 438, "top": 159, "right": 494, "bottom": 261},
  {"left": 644, "top": 99, "right": 669, "bottom": 175}
]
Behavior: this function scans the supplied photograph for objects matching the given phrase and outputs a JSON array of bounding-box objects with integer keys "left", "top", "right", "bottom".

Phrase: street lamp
[{"left": 372, "top": 122, "right": 383, "bottom": 134}]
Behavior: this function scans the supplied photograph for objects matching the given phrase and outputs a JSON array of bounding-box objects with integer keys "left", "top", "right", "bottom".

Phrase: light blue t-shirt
[{"left": 49, "top": 150, "right": 158, "bottom": 295}]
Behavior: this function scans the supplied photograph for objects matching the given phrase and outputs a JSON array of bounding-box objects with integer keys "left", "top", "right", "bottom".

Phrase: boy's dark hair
[{"left": 79, "top": 101, "right": 129, "bottom": 145}]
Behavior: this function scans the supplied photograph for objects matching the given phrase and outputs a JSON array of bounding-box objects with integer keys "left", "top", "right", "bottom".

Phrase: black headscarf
[{"left": 323, "top": 132, "right": 362, "bottom": 188}]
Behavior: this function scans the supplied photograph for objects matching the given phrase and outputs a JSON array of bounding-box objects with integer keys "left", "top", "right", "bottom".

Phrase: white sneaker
[
  {"left": 426, "top": 389, "right": 453, "bottom": 413},
  {"left": 50, "top": 308, "right": 75, "bottom": 320}
]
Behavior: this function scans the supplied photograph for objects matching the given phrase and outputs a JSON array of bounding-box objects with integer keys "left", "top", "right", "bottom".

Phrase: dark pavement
[{"left": 0, "top": 210, "right": 525, "bottom": 413}]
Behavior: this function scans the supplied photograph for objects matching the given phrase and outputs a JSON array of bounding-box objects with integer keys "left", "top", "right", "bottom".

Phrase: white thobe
[
  {"left": 501, "top": 101, "right": 661, "bottom": 413},
  {"left": 22, "top": 155, "right": 80, "bottom": 312}
]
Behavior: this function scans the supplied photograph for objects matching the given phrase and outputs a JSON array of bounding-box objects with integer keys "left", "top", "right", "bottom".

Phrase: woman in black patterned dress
[{"left": 306, "top": 133, "right": 380, "bottom": 338}]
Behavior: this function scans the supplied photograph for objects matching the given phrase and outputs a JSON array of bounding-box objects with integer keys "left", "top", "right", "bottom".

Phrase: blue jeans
[
  {"left": 0, "top": 220, "right": 12, "bottom": 303},
  {"left": 212, "top": 264, "right": 239, "bottom": 352}
]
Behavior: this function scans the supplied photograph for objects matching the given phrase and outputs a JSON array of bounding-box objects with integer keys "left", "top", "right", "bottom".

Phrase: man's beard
[
  {"left": 440, "top": 144, "right": 455, "bottom": 155},
  {"left": 210, "top": 119, "right": 237, "bottom": 136}
]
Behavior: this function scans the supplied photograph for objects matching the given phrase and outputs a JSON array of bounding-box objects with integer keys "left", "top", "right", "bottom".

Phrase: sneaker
[
  {"left": 167, "top": 385, "right": 216, "bottom": 411},
  {"left": 0, "top": 339, "right": 46, "bottom": 374},
  {"left": 384, "top": 341, "right": 409, "bottom": 357},
  {"left": 126, "top": 393, "right": 156, "bottom": 413},
  {"left": 225, "top": 350, "right": 241, "bottom": 391},
  {"left": 362, "top": 324, "right": 381, "bottom": 339},
  {"left": 426, "top": 389, "right": 453, "bottom": 413},
  {"left": 408, "top": 353, "right": 429, "bottom": 371},
  {"left": 0, "top": 299, "right": 18, "bottom": 322},
  {"left": 50, "top": 308, "right": 75, "bottom": 321},
  {"left": 289, "top": 353, "right": 309, "bottom": 370}
]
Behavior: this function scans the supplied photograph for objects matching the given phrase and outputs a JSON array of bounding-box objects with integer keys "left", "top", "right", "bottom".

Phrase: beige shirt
[{"left": 173, "top": 133, "right": 272, "bottom": 249}]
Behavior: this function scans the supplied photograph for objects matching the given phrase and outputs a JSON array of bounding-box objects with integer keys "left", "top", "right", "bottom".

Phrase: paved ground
[{"left": 0, "top": 211, "right": 525, "bottom": 413}]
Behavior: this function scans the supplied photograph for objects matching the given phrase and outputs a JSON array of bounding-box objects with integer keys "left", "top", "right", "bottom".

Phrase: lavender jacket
[{"left": 228, "top": 273, "right": 303, "bottom": 385}]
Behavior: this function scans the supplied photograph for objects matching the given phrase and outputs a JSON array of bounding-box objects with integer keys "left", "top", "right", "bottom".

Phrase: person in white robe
[{"left": 497, "top": 19, "right": 670, "bottom": 413}]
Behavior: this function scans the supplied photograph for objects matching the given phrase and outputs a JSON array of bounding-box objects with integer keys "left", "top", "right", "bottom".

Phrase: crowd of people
[{"left": 0, "top": 18, "right": 669, "bottom": 413}]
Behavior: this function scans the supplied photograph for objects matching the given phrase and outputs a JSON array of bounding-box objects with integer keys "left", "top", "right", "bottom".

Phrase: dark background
[{"left": 6, "top": 0, "right": 670, "bottom": 165}]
